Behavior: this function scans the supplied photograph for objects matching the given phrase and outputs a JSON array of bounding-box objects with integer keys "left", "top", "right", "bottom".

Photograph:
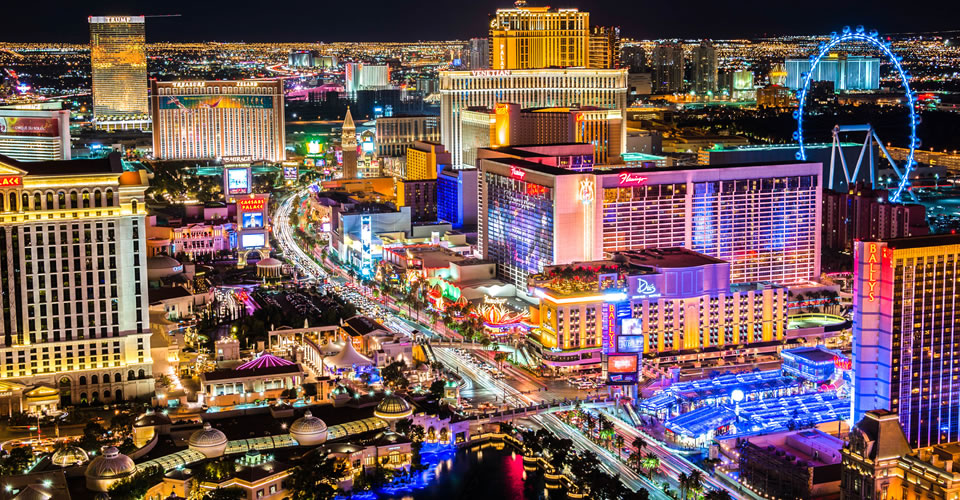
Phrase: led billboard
[
  {"left": 226, "top": 168, "right": 249, "bottom": 195},
  {"left": 607, "top": 354, "right": 638, "bottom": 385},
  {"left": 241, "top": 233, "right": 265, "bottom": 248}
]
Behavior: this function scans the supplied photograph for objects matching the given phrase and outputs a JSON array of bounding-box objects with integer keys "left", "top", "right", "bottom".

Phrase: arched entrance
[
  {"left": 59, "top": 377, "right": 72, "bottom": 406},
  {"left": 239, "top": 248, "right": 265, "bottom": 268}
]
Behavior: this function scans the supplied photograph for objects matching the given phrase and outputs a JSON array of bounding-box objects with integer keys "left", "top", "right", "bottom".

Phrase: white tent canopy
[
  {"left": 319, "top": 341, "right": 343, "bottom": 355},
  {"left": 323, "top": 339, "right": 373, "bottom": 369}
]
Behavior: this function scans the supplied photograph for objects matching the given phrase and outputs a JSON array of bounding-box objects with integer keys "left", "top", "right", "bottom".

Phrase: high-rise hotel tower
[
  {"left": 489, "top": 3, "right": 590, "bottom": 70},
  {"left": 853, "top": 235, "right": 960, "bottom": 448},
  {"left": 89, "top": 16, "right": 149, "bottom": 128},
  {"left": 440, "top": 69, "right": 628, "bottom": 168},
  {"left": 151, "top": 80, "right": 285, "bottom": 162},
  {"left": 0, "top": 153, "right": 153, "bottom": 413}
]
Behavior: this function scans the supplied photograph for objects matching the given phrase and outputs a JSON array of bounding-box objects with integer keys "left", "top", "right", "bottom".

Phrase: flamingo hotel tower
[{"left": 151, "top": 80, "right": 286, "bottom": 162}]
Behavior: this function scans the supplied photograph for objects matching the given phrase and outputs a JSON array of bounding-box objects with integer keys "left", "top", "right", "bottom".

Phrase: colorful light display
[{"left": 235, "top": 353, "right": 295, "bottom": 370}]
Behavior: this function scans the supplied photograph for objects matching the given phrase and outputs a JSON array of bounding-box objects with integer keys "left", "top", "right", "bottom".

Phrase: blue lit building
[
  {"left": 780, "top": 346, "right": 848, "bottom": 384},
  {"left": 436, "top": 166, "right": 477, "bottom": 229},
  {"left": 785, "top": 55, "right": 879, "bottom": 91}
]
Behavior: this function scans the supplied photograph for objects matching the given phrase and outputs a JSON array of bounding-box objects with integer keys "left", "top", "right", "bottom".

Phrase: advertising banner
[
  {"left": 159, "top": 95, "right": 274, "bottom": 110},
  {"left": 0, "top": 116, "right": 60, "bottom": 137}
]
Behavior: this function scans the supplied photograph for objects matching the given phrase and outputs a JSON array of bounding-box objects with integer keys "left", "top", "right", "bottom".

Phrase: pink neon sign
[
  {"left": 618, "top": 172, "right": 648, "bottom": 186},
  {"left": 510, "top": 166, "right": 526, "bottom": 180}
]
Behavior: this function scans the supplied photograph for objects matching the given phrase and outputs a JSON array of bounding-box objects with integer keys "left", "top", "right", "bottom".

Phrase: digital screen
[
  {"left": 227, "top": 168, "right": 249, "bottom": 195},
  {"left": 241, "top": 233, "right": 265, "bottom": 248},
  {"left": 158, "top": 95, "right": 274, "bottom": 110},
  {"left": 303, "top": 158, "right": 315, "bottom": 167},
  {"left": 0, "top": 116, "right": 60, "bottom": 137},
  {"left": 607, "top": 354, "right": 639, "bottom": 385},
  {"left": 616, "top": 335, "right": 644, "bottom": 353},
  {"left": 306, "top": 141, "right": 322, "bottom": 155},
  {"left": 283, "top": 166, "right": 298, "bottom": 180},
  {"left": 242, "top": 212, "right": 263, "bottom": 229},
  {"left": 362, "top": 141, "right": 374, "bottom": 153},
  {"left": 608, "top": 354, "right": 638, "bottom": 373}
]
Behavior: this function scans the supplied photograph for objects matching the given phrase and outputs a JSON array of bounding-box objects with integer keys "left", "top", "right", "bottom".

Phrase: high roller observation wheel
[{"left": 792, "top": 25, "right": 919, "bottom": 202}]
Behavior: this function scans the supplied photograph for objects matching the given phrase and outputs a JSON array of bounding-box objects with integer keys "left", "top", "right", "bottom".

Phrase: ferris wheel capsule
[
  {"left": 830, "top": 31, "right": 838, "bottom": 39},
  {"left": 842, "top": 26, "right": 851, "bottom": 34},
  {"left": 869, "top": 29, "right": 879, "bottom": 38},
  {"left": 795, "top": 151, "right": 803, "bottom": 160},
  {"left": 792, "top": 131, "right": 800, "bottom": 140},
  {"left": 792, "top": 110, "right": 800, "bottom": 119},
  {"left": 856, "top": 25, "right": 865, "bottom": 33}
]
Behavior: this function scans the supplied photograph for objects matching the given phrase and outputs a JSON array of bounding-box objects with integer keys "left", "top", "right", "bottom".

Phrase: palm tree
[
  {"left": 641, "top": 452, "right": 660, "bottom": 478},
  {"left": 678, "top": 472, "right": 690, "bottom": 500},
  {"left": 686, "top": 470, "right": 704, "bottom": 499},
  {"left": 614, "top": 433, "right": 625, "bottom": 459},
  {"left": 632, "top": 435, "right": 647, "bottom": 453},
  {"left": 704, "top": 490, "right": 732, "bottom": 500}
]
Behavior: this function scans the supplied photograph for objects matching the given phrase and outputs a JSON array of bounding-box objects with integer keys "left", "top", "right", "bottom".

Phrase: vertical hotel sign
[
  {"left": 851, "top": 240, "right": 892, "bottom": 423},
  {"left": 601, "top": 303, "right": 617, "bottom": 355}
]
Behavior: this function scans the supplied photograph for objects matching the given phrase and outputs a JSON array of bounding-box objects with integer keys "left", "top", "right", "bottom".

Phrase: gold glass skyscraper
[
  {"left": 488, "top": 4, "right": 590, "bottom": 70},
  {"left": 89, "top": 16, "right": 149, "bottom": 126}
]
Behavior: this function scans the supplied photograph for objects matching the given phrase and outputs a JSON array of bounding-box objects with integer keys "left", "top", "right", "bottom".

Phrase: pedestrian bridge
[{"left": 467, "top": 397, "right": 616, "bottom": 424}]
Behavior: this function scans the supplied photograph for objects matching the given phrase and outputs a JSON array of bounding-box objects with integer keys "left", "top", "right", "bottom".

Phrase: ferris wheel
[{"left": 793, "top": 26, "right": 919, "bottom": 203}]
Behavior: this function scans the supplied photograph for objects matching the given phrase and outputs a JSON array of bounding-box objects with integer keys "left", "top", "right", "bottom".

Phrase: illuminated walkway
[{"left": 138, "top": 417, "right": 387, "bottom": 472}]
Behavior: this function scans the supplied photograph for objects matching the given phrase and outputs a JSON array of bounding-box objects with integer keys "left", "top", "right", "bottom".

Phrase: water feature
[{"left": 342, "top": 442, "right": 548, "bottom": 500}]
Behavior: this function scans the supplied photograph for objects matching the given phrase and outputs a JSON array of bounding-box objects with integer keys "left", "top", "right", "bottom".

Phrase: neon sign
[
  {"left": 601, "top": 303, "right": 612, "bottom": 355},
  {"left": 618, "top": 172, "right": 648, "bottom": 186},
  {"left": 833, "top": 355, "right": 852, "bottom": 371},
  {"left": 0, "top": 176, "right": 22, "bottom": 187},
  {"left": 578, "top": 179, "right": 595, "bottom": 204},
  {"left": 509, "top": 166, "right": 526, "bottom": 180},
  {"left": 633, "top": 278, "right": 659, "bottom": 299},
  {"left": 237, "top": 198, "right": 266, "bottom": 212},
  {"left": 866, "top": 243, "right": 880, "bottom": 302}
]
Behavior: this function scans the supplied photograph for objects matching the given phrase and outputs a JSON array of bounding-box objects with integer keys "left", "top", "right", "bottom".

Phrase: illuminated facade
[
  {"left": 151, "top": 80, "right": 285, "bottom": 162},
  {"left": 341, "top": 108, "right": 358, "bottom": 179},
  {"left": 785, "top": 55, "right": 880, "bottom": 91},
  {"left": 488, "top": 5, "right": 590, "bottom": 70},
  {"left": 0, "top": 153, "right": 154, "bottom": 412},
  {"left": 89, "top": 16, "right": 149, "bottom": 127},
  {"left": 479, "top": 157, "right": 822, "bottom": 288},
  {"left": 478, "top": 158, "right": 597, "bottom": 288},
  {"left": 375, "top": 115, "right": 440, "bottom": 177},
  {"left": 852, "top": 235, "right": 960, "bottom": 448},
  {"left": 404, "top": 142, "right": 447, "bottom": 181},
  {"left": 0, "top": 110, "right": 71, "bottom": 161},
  {"left": 460, "top": 103, "right": 624, "bottom": 166},
  {"left": 588, "top": 27, "right": 621, "bottom": 70},
  {"left": 439, "top": 68, "right": 628, "bottom": 167},
  {"left": 529, "top": 249, "right": 788, "bottom": 370}
]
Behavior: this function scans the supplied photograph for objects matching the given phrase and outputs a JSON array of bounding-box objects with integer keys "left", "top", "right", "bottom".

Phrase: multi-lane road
[{"left": 273, "top": 189, "right": 745, "bottom": 499}]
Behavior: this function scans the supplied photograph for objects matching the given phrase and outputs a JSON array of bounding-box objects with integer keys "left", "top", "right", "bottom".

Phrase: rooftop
[
  {"left": 618, "top": 248, "right": 726, "bottom": 269},
  {"left": 0, "top": 152, "right": 123, "bottom": 176},
  {"left": 883, "top": 233, "right": 960, "bottom": 250}
]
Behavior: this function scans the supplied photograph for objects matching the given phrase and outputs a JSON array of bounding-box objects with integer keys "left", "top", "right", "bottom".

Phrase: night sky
[{"left": 4, "top": 0, "right": 958, "bottom": 43}]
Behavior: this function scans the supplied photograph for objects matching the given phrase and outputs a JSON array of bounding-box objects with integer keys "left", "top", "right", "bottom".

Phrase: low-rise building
[{"left": 738, "top": 429, "right": 843, "bottom": 499}]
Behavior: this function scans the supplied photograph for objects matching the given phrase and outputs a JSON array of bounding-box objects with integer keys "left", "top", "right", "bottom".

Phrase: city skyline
[{"left": 2, "top": 0, "right": 958, "bottom": 43}]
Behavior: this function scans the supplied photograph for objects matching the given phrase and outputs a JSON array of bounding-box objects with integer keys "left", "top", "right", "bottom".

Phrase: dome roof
[
  {"left": 85, "top": 447, "right": 136, "bottom": 479},
  {"left": 51, "top": 446, "right": 89, "bottom": 467},
  {"left": 257, "top": 257, "right": 282, "bottom": 267},
  {"left": 147, "top": 255, "right": 181, "bottom": 269},
  {"left": 290, "top": 410, "right": 328, "bottom": 435},
  {"left": 375, "top": 394, "right": 412, "bottom": 418},
  {"left": 188, "top": 422, "right": 227, "bottom": 449},
  {"left": 134, "top": 410, "right": 171, "bottom": 427}
]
